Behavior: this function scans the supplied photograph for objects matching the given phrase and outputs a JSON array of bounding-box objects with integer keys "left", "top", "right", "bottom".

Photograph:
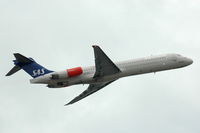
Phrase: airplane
[{"left": 6, "top": 45, "right": 193, "bottom": 105}]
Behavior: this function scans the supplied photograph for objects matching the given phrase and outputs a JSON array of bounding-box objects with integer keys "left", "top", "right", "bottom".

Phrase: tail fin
[{"left": 6, "top": 53, "right": 53, "bottom": 78}]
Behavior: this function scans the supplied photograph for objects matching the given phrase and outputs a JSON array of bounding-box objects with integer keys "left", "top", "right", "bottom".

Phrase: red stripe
[{"left": 67, "top": 67, "right": 83, "bottom": 77}]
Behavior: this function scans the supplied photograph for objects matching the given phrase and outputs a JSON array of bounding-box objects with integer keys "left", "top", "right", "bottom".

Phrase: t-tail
[{"left": 6, "top": 53, "right": 53, "bottom": 78}]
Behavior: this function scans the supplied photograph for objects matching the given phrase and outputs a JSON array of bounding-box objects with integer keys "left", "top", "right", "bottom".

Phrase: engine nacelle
[
  {"left": 67, "top": 67, "right": 83, "bottom": 77},
  {"left": 50, "top": 67, "right": 83, "bottom": 80}
]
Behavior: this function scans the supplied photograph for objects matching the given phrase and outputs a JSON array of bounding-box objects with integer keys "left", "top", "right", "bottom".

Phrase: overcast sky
[{"left": 0, "top": 0, "right": 200, "bottom": 133}]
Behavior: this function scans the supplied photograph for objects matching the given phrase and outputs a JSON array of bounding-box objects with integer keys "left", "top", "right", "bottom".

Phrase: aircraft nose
[{"left": 186, "top": 57, "right": 193, "bottom": 65}]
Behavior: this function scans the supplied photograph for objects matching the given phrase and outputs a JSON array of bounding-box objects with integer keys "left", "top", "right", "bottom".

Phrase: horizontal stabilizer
[
  {"left": 6, "top": 53, "right": 53, "bottom": 78},
  {"left": 6, "top": 65, "right": 21, "bottom": 76},
  {"left": 14, "top": 53, "right": 33, "bottom": 64}
]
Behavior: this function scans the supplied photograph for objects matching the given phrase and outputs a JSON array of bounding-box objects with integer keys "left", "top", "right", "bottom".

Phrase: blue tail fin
[{"left": 6, "top": 53, "right": 53, "bottom": 78}]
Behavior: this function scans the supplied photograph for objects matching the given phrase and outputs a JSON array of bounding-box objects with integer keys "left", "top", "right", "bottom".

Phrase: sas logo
[{"left": 32, "top": 68, "right": 45, "bottom": 77}]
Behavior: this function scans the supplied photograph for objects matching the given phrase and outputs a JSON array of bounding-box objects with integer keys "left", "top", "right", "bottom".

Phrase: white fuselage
[{"left": 30, "top": 54, "right": 193, "bottom": 88}]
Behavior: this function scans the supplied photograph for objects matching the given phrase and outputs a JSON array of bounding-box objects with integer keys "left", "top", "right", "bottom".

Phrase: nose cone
[{"left": 186, "top": 58, "right": 193, "bottom": 65}]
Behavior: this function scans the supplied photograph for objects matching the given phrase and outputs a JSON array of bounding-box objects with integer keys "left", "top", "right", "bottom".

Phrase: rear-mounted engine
[{"left": 67, "top": 67, "right": 83, "bottom": 77}]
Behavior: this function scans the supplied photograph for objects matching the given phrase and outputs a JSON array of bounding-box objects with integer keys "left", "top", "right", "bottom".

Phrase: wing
[
  {"left": 65, "top": 46, "right": 119, "bottom": 105},
  {"left": 65, "top": 80, "right": 115, "bottom": 105},
  {"left": 92, "top": 45, "right": 121, "bottom": 78}
]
